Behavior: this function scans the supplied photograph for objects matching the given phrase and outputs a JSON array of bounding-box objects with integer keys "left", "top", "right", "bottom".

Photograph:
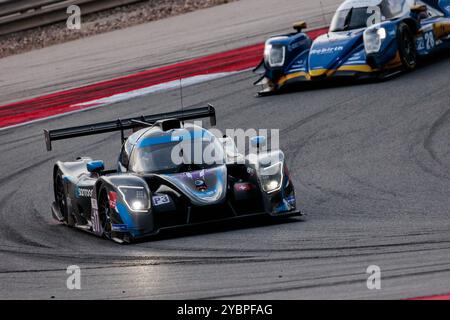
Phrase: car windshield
[
  {"left": 330, "top": 7, "right": 373, "bottom": 32},
  {"left": 330, "top": 0, "right": 411, "bottom": 32},
  {"left": 130, "top": 137, "right": 225, "bottom": 174}
]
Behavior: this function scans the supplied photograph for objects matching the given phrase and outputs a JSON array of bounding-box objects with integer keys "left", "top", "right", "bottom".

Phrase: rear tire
[{"left": 397, "top": 23, "right": 417, "bottom": 71}]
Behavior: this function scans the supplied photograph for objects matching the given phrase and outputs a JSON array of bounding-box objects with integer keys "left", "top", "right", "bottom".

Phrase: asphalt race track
[{"left": 0, "top": 53, "right": 449, "bottom": 299}]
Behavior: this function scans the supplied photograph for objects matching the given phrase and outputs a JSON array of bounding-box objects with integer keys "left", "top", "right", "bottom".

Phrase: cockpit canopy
[
  {"left": 330, "top": 0, "right": 414, "bottom": 32},
  {"left": 127, "top": 125, "right": 226, "bottom": 174}
]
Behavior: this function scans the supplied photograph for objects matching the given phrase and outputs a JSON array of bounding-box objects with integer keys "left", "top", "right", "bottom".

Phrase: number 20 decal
[{"left": 424, "top": 31, "right": 435, "bottom": 51}]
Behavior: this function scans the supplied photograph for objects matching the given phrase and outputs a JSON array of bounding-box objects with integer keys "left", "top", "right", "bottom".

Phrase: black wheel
[
  {"left": 54, "top": 170, "right": 75, "bottom": 226},
  {"left": 98, "top": 188, "right": 112, "bottom": 239},
  {"left": 54, "top": 172, "right": 68, "bottom": 222},
  {"left": 397, "top": 23, "right": 417, "bottom": 71}
]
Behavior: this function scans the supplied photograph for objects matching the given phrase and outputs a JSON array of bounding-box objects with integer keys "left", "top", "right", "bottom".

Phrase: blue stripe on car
[{"left": 116, "top": 203, "right": 139, "bottom": 237}]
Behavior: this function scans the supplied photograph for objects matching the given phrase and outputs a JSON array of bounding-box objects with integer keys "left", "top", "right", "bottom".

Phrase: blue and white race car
[
  {"left": 254, "top": 0, "right": 450, "bottom": 95},
  {"left": 44, "top": 107, "right": 300, "bottom": 243}
]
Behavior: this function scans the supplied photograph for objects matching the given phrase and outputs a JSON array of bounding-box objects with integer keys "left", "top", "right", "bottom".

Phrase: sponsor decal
[
  {"left": 348, "top": 52, "right": 364, "bottom": 62},
  {"left": 111, "top": 224, "right": 128, "bottom": 232},
  {"left": 91, "top": 210, "right": 101, "bottom": 235},
  {"left": 185, "top": 170, "right": 209, "bottom": 191},
  {"left": 186, "top": 170, "right": 205, "bottom": 179},
  {"left": 234, "top": 183, "right": 254, "bottom": 192},
  {"left": 195, "top": 179, "right": 208, "bottom": 192},
  {"left": 289, "top": 39, "right": 308, "bottom": 51},
  {"left": 287, "top": 195, "right": 296, "bottom": 206},
  {"left": 310, "top": 46, "right": 344, "bottom": 55},
  {"left": 90, "top": 199, "right": 102, "bottom": 235},
  {"left": 108, "top": 191, "right": 118, "bottom": 209},
  {"left": 77, "top": 187, "right": 93, "bottom": 198},
  {"left": 153, "top": 195, "right": 170, "bottom": 206},
  {"left": 91, "top": 198, "right": 98, "bottom": 210}
]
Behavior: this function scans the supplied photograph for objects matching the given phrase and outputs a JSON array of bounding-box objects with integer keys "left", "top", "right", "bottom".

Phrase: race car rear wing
[{"left": 44, "top": 105, "right": 216, "bottom": 151}]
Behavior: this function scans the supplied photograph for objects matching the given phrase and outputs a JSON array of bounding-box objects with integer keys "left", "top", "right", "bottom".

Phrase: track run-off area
[{"left": 0, "top": 0, "right": 449, "bottom": 299}]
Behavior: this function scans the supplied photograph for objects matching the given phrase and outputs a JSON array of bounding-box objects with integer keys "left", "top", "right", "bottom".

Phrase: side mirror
[
  {"left": 250, "top": 136, "right": 267, "bottom": 150},
  {"left": 87, "top": 160, "right": 104, "bottom": 173},
  {"left": 411, "top": 4, "right": 427, "bottom": 14},
  {"left": 293, "top": 21, "right": 307, "bottom": 33}
]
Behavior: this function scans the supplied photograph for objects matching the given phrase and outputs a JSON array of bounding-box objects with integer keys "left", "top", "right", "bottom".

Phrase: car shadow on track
[
  {"left": 49, "top": 215, "right": 305, "bottom": 246},
  {"left": 132, "top": 215, "right": 305, "bottom": 244}
]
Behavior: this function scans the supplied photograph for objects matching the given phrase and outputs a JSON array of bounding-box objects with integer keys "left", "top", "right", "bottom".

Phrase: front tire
[
  {"left": 397, "top": 23, "right": 417, "bottom": 71},
  {"left": 98, "top": 188, "right": 113, "bottom": 240},
  {"left": 54, "top": 172, "right": 67, "bottom": 221},
  {"left": 54, "top": 170, "right": 75, "bottom": 226}
]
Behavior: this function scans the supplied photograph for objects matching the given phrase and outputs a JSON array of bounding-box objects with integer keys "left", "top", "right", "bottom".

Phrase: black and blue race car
[
  {"left": 44, "top": 106, "right": 300, "bottom": 243},
  {"left": 254, "top": 0, "right": 450, "bottom": 95}
]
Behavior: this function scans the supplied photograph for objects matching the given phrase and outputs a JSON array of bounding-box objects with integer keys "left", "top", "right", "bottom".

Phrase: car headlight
[
  {"left": 260, "top": 162, "right": 283, "bottom": 193},
  {"left": 264, "top": 44, "right": 286, "bottom": 67},
  {"left": 364, "top": 27, "right": 386, "bottom": 54},
  {"left": 118, "top": 186, "right": 150, "bottom": 212}
]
